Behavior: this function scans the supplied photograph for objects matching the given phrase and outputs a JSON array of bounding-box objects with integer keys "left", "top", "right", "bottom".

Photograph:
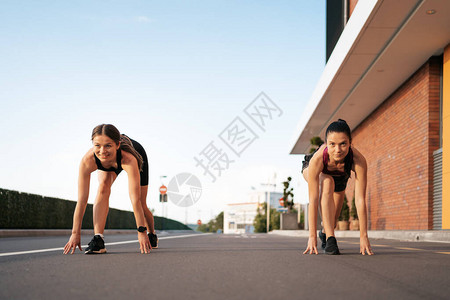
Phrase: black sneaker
[
  {"left": 318, "top": 230, "right": 327, "bottom": 249},
  {"left": 324, "top": 236, "right": 340, "bottom": 255},
  {"left": 148, "top": 233, "right": 158, "bottom": 249},
  {"left": 85, "top": 235, "right": 107, "bottom": 254}
]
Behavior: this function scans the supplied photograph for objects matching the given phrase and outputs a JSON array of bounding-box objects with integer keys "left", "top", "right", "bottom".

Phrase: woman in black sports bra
[
  {"left": 301, "top": 119, "right": 373, "bottom": 256},
  {"left": 64, "top": 124, "right": 158, "bottom": 255}
]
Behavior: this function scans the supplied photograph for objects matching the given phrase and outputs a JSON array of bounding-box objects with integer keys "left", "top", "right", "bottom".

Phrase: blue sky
[{"left": 0, "top": 0, "right": 325, "bottom": 224}]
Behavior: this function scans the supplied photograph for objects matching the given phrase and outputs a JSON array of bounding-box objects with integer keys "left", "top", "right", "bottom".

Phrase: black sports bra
[{"left": 93, "top": 150, "right": 123, "bottom": 175}]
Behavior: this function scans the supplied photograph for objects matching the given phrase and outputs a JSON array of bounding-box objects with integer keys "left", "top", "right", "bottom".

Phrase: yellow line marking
[
  {"left": 394, "top": 247, "right": 422, "bottom": 251},
  {"left": 341, "top": 241, "right": 394, "bottom": 247},
  {"left": 338, "top": 241, "right": 359, "bottom": 245},
  {"left": 334, "top": 242, "right": 450, "bottom": 254},
  {"left": 339, "top": 241, "right": 390, "bottom": 247}
]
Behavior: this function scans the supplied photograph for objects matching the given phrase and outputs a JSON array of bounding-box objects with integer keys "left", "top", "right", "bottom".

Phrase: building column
[{"left": 442, "top": 44, "right": 450, "bottom": 229}]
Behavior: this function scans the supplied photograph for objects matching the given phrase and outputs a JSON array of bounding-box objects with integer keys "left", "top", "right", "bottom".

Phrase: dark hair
[
  {"left": 91, "top": 124, "right": 143, "bottom": 171},
  {"left": 325, "top": 119, "right": 351, "bottom": 142}
]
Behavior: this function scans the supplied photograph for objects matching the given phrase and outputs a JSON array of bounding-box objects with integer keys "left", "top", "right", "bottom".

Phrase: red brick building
[{"left": 290, "top": 0, "right": 450, "bottom": 230}]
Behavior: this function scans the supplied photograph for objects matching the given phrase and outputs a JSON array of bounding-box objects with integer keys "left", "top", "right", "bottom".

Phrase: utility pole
[
  {"left": 261, "top": 180, "right": 276, "bottom": 233},
  {"left": 160, "top": 175, "right": 167, "bottom": 230}
]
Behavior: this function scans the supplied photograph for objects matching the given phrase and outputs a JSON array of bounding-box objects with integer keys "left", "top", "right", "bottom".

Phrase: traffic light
[{"left": 159, "top": 194, "right": 168, "bottom": 202}]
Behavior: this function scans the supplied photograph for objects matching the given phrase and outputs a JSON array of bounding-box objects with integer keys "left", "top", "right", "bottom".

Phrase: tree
[
  {"left": 197, "top": 223, "right": 209, "bottom": 232},
  {"left": 253, "top": 210, "right": 267, "bottom": 233},
  {"left": 309, "top": 136, "right": 324, "bottom": 153},
  {"left": 282, "top": 176, "right": 294, "bottom": 212},
  {"left": 351, "top": 196, "right": 358, "bottom": 220},
  {"left": 271, "top": 209, "right": 280, "bottom": 231},
  {"left": 339, "top": 196, "right": 350, "bottom": 221},
  {"left": 197, "top": 211, "right": 224, "bottom": 233},
  {"left": 298, "top": 209, "right": 305, "bottom": 229},
  {"left": 253, "top": 202, "right": 280, "bottom": 233}
]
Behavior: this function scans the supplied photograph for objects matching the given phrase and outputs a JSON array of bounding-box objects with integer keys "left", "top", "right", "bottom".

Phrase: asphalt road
[{"left": 1, "top": 232, "right": 450, "bottom": 300}]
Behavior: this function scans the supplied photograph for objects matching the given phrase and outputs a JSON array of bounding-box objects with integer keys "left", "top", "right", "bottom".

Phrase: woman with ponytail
[
  {"left": 301, "top": 119, "right": 373, "bottom": 255},
  {"left": 64, "top": 124, "right": 158, "bottom": 255}
]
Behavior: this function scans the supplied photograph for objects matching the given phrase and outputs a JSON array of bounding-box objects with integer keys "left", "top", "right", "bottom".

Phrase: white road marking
[
  {"left": 0, "top": 247, "right": 66, "bottom": 257},
  {"left": 0, "top": 233, "right": 210, "bottom": 257}
]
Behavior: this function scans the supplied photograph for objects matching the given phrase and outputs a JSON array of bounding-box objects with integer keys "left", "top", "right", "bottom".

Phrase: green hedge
[{"left": 0, "top": 188, "right": 190, "bottom": 230}]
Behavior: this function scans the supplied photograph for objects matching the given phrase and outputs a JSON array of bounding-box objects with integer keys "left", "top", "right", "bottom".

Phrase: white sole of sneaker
[{"left": 85, "top": 248, "right": 107, "bottom": 254}]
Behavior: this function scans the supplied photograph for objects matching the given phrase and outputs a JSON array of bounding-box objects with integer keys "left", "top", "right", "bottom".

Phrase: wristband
[{"left": 137, "top": 226, "right": 147, "bottom": 233}]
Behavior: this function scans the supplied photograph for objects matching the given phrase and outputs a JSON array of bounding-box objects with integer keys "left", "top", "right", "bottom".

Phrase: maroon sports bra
[{"left": 322, "top": 147, "right": 353, "bottom": 178}]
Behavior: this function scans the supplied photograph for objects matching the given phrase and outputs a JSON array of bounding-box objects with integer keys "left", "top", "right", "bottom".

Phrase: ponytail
[
  {"left": 325, "top": 119, "right": 352, "bottom": 142},
  {"left": 120, "top": 134, "right": 144, "bottom": 171}
]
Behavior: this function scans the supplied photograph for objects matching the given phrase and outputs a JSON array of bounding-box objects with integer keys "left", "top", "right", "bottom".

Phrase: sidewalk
[{"left": 270, "top": 229, "right": 450, "bottom": 243}]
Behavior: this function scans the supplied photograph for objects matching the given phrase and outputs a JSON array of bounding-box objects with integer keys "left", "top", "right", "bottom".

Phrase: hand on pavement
[
  {"left": 138, "top": 232, "right": 151, "bottom": 254},
  {"left": 63, "top": 234, "right": 82, "bottom": 254},
  {"left": 303, "top": 236, "right": 318, "bottom": 255}
]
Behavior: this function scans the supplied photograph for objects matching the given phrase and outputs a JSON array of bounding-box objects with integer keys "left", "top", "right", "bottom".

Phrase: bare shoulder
[
  {"left": 121, "top": 150, "right": 138, "bottom": 168},
  {"left": 351, "top": 147, "right": 367, "bottom": 169},
  {"left": 309, "top": 145, "right": 325, "bottom": 168},
  {"left": 79, "top": 148, "right": 96, "bottom": 172},
  {"left": 311, "top": 144, "right": 325, "bottom": 159}
]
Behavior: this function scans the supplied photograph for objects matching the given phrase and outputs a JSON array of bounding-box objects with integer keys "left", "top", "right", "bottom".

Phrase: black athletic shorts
[
  {"left": 331, "top": 175, "right": 349, "bottom": 192},
  {"left": 301, "top": 153, "right": 313, "bottom": 174},
  {"left": 301, "top": 153, "right": 349, "bottom": 192},
  {"left": 130, "top": 139, "right": 149, "bottom": 186}
]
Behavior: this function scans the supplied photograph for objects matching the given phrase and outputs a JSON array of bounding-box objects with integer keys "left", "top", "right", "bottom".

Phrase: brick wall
[{"left": 345, "top": 57, "right": 442, "bottom": 230}]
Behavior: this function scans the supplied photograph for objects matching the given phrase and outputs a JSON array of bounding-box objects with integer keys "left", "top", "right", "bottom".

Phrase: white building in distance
[{"left": 224, "top": 191, "right": 284, "bottom": 234}]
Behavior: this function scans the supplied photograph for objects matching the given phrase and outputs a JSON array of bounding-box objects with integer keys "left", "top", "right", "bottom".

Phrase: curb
[{"left": 269, "top": 230, "right": 450, "bottom": 243}]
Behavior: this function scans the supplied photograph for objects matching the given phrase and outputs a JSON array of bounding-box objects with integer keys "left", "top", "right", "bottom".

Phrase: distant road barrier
[{"left": 0, "top": 188, "right": 190, "bottom": 230}]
